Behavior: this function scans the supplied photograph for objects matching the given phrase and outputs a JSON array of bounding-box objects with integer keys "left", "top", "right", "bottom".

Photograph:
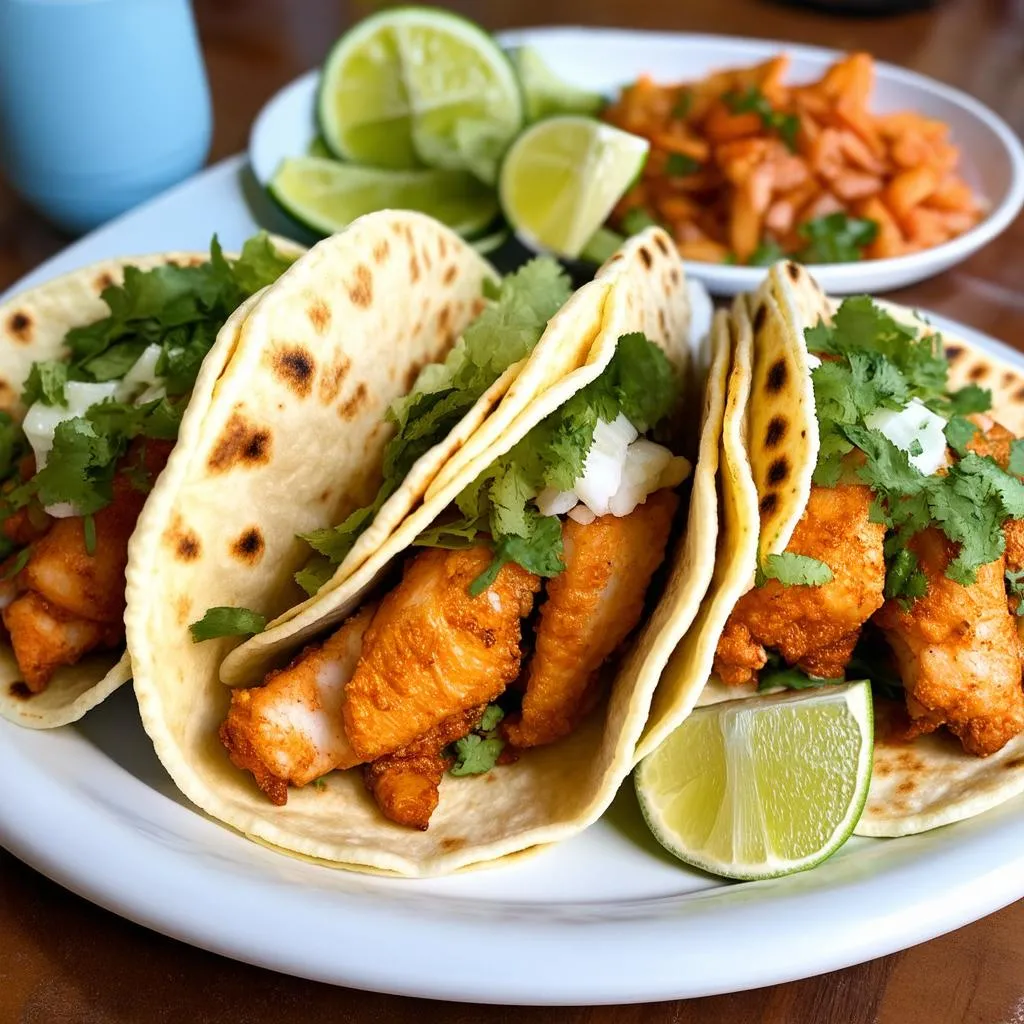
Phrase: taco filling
[
  {"left": 0, "top": 236, "right": 295, "bottom": 695},
  {"left": 217, "top": 331, "right": 690, "bottom": 830},
  {"left": 715, "top": 294, "right": 1024, "bottom": 758}
]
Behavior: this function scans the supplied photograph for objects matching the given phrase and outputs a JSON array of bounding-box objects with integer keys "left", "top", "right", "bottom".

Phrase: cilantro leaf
[
  {"left": 0, "top": 412, "right": 28, "bottom": 486},
  {"left": 944, "top": 416, "right": 978, "bottom": 456},
  {"left": 295, "top": 260, "right": 572, "bottom": 592},
  {"left": 621, "top": 208, "right": 661, "bottom": 235},
  {"left": 797, "top": 214, "right": 878, "bottom": 264},
  {"left": 189, "top": 606, "right": 267, "bottom": 642},
  {"left": 884, "top": 547, "right": 929, "bottom": 606},
  {"left": 749, "top": 241, "right": 785, "bottom": 267},
  {"left": 479, "top": 704, "right": 505, "bottom": 732},
  {"left": 21, "top": 361, "right": 69, "bottom": 406},
  {"left": 724, "top": 86, "right": 799, "bottom": 151},
  {"left": 449, "top": 733, "right": 505, "bottom": 776},
  {"left": 666, "top": 153, "right": 700, "bottom": 177},
  {"left": 294, "top": 558, "right": 335, "bottom": 598},
  {"left": 1010, "top": 440, "right": 1024, "bottom": 477},
  {"left": 947, "top": 384, "right": 991, "bottom": 416},
  {"left": 756, "top": 552, "right": 833, "bottom": 587},
  {"left": 31, "top": 418, "right": 119, "bottom": 515},
  {"left": 1007, "top": 569, "right": 1024, "bottom": 615},
  {"left": 1, "top": 546, "right": 31, "bottom": 580}
]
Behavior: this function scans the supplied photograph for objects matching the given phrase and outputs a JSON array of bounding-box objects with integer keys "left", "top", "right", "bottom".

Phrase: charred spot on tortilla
[
  {"left": 318, "top": 355, "right": 350, "bottom": 405},
  {"left": 271, "top": 346, "right": 316, "bottom": 398},
  {"left": 786, "top": 260, "right": 801, "bottom": 282},
  {"left": 968, "top": 363, "right": 988, "bottom": 381},
  {"left": 372, "top": 239, "right": 390, "bottom": 265},
  {"left": 767, "top": 456, "right": 790, "bottom": 485},
  {"left": 207, "top": 412, "right": 272, "bottom": 472},
  {"left": 654, "top": 233, "right": 670, "bottom": 256},
  {"left": 1015, "top": 385, "right": 1024, "bottom": 403},
  {"left": 874, "top": 761, "right": 893, "bottom": 777},
  {"left": 753, "top": 302, "right": 768, "bottom": 334},
  {"left": 317, "top": 486, "right": 332, "bottom": 505},
  {"left": 347, "top": 265, "right": 373, "bottom": 308},
  {"left": 658, "top": 308, "right": 667, "bottom": 337},
  {"left": 8, "top": 681, "right": 32, "bottom": 700},
  {"left": 306, "top": 300, "right": 331, "bottom": 335},
  {"left": 438, "top": 233, "right": 448, "bottom": 259},
  {"left": 669, "top": 266, "right": 680, "bottom": 286},
  {"left": 421, "top": 244, "right": 433, "bottom": 272},
  {"left": 94, "top": 272, "right": 115, "bottom": 292},
  {"left": 638, "top": 246, "right": 653, "bottom": 269},
  {"left": 409, "top": 252, "right": 421, "bottom": 283},
  {"left": 1003, "top": 371, "right": 1017, "bottom": 387},
  {"left": 1004, "top": 756, "right": 1024, "bottom": 770},
  {"left": 759, "top": 492, "right": 778, "bottom": 517},
  {"left": 442, "top": 264, "right": 458, "bottom": 286},
  {"left": 896, "top": 779, "right": 916, "bottom": 796},
  {"left": 436, "top": 304, "right": 452, "bottom": 336},
  {"left": 7, "top": 311, "right": 32, "bottom": 343},
  {"left": 944, "top": 344, "right": 963, "bottom": 362},
  {"left": 339, "top": 381, "right": 368, "bottom": 420},
  {"left": 766, "top": 358, "right": 787, "bottom": 393},
  {"left": 170, "top": 526, "right": 201, "bottom": 561},
  {"left": 765, "top": 415, "right": 787, "bottom": 449},
  {"left": 440, "top": 837, "right": 466, "bottom": 852},
  {"left": 232, "top": 526, "right": 265, "bottom": 564}
]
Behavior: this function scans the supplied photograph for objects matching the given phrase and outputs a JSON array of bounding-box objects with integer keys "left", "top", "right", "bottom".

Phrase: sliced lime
[
  {"left": 317, "top": 7, "right": 523, "bottom": 180},
  {"left": 508, "top": 46, "right": 605, "bottom": 122},
  {"left": 307, "top": 135, "right": 333, "bottom": 160},
  {"left": 498, "top": 116, "right": 648, "bottom": 259},
  {"left": 269, "top": 157, "right": 499, "bottom": 238},
  {"left": 635, "top": 682, "right": 873, "bottom": 880}
]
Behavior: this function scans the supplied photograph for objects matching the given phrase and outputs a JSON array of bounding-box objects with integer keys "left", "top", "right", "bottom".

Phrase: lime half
[
  {"left": 317, "top": 7, "right": 523, "bottom": 180},
  {"left": 507, "top": 46, "right": 605, "bottom": 122},
  {"left": 499, "top": 116, "right": 648, "bottom": 259},
  {"left": 270, "top": 157, "right": 499, "bottom": 238},
  {"left": 635, "top": 682, "right": 873, "bottom": 880}
]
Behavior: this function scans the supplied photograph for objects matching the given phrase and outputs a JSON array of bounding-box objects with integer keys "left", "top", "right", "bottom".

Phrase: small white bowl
[{"left": 249, "top": 27, "right": 1024, "bottom": 296}]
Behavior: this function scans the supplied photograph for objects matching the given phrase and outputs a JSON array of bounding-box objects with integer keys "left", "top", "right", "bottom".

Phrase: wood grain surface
[{"left": 2, "top": 1, "right": 1023, "bottom": 1020}]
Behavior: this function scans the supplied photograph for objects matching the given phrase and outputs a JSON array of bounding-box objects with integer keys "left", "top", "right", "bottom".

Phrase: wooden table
[{"left": 1, "top": 0, "right": 1023, "bottom": 1020}]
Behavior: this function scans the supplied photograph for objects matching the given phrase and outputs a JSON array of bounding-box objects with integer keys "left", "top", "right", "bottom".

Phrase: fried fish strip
[
  {"left": 343, "top": 547, "right": 540, "bottom": 762},
  {"left": 714, "top": 484, "right": 886, "bottom": 685},
  {"left": 1, "top": 591, "right": 121, "bottom": 692},
  {"left": 363, "top": 705, "right": 486, "bottom": 831},
  {"left": 874, "top": 528, "right": 1024, "bottom": 756},
  {"left": 505, "top": 489, "right": 679, "bottom": 749},
  {"left": 220, "top": 608, "right": 373, "bottom": 804}
]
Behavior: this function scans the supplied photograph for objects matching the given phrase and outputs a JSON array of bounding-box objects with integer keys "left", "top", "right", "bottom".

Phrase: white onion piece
[
  {"left": 865, "top": 398, "right": 948, "bottom": 476},
  {"left": 535, "top": 486, "right": 578, "bottom": 517}
]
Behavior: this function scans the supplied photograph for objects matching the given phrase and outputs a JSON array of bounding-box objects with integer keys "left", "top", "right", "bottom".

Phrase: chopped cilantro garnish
[
  {"left": 757, "top": 650, "right": 842, "bottom": 692},
  {"left": 671, "top": 89, "right": 693, "bottom": 119},
  {"left": 82, "top": 514, "right": 97, "bottom": 556},
  {"left": 2, "top": 235, "right": 295, "bottom": 520},
  {"left": 1007, "top": 569, "right": 1024, "bottom": 614},
  {"left": 294, "top": 259, "right": 572, "bottom": 595},
  {"left": 449, "top": 704, "right": 506, "bottom": 776},
  {"left": 1010, "top": 440, "right": 1024, "bottom": 477},
  {"left": 756, "top": 552, "right": 833, "bottom": 588},
  {"left": 807, "top": 296, "right": 1024, "bottom": 596},
  {"left": 420, "top": 332, "right": 678, "bottom": 592},
  {"left": 723, "top": 86, "right": 799, "bottom": 151},
  {"left": 797, "top": 213, "right": 878, "bottom": 264},
  {"left": 665, "top": 153, "right": 700, "bottom": 177},
  {"left": 1, "top": 546, "right": 31, "bottom": 580},
  {"left": 189, "top": 606, "right": 267, "bottom": 642}
]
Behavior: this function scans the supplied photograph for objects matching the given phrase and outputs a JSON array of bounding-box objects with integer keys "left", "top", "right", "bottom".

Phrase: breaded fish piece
[
  {"left": 220, "top": 608, "right": 373, "bottom": 804},
  {"left": 343, "top": 547, "right": 540, "bottom": 762},
  {"left": 966, "top": 416, "right": 1024, "bottom": 577},
  {"left": 1, "top": 591, "right": 121, "bottom": 693},
  {"left": 874, "top": 528, "right": 1024, "bottom": 757},
  {"left": 363, "top": 704, "right": 486, "bottom": 831},
  {"left": 714, "top": 484, "right": 886, "bottom": 684},
  {"left": 505, "top": 489, "right": 679, "bottom": 749}
]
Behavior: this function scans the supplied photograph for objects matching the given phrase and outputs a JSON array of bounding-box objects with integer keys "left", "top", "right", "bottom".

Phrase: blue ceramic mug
[{"left": 0, "top": 0, "right": 212, "bottom": 234}]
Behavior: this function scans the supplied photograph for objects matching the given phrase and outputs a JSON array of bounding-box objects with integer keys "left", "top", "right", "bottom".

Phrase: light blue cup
[{"left": 0, "top": 0, "right": 212, "bottom": 234}]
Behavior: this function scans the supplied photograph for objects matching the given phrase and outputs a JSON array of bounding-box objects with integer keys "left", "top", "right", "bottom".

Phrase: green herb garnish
[
  {"left": 189, "top": 606, "right": 267, "bottom": 643},
  {"left": 665, "top": 153, "right": 700, "bottom": 177},
  {"left": 756, "top": 552, "right": 834, "bottom": 588},
  {"left": 449, "top": 704, "right": 506, "bottom": 776},
  {"left": 797, "top": 213, "right": 878, "bottom": 264},
  {"left": 724, "top": 86, "right": 799, "bottom": 151}
]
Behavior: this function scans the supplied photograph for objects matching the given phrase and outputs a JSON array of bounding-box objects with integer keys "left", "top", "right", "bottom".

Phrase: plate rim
[
  {"left": 248, "top": 25, "right": 1024, "bottom": 297},
  {"left": 1, "top": 153, "right": 1024, "bottom": 1003}
]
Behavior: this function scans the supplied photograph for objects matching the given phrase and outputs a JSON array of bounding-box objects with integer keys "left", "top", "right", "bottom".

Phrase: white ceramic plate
[
  {"left": 1, "top": 153, "right": 1024, "bottom": 1004},
  {"left": 249, "top": 27, "right": 1024, "bottom": 297}
]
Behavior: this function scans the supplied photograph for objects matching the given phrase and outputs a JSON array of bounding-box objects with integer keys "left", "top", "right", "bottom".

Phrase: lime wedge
[
  {"left": 269, "top": 157, "right": 499, "bottom": 238},
  {"left": 635, "top": 682, "right": 873, "bottom": 880},
  {"left": 317, "top": 7, "right": 523, "bottom": 180},
  {"left": 579, "top": 226, "right": 626, "bottom": 265},
  {"left": 498, "top": 116, "right": 648, "bottom": 259},
  {"left": 508, "top": 46, "right": 605, "bottom": 122}
]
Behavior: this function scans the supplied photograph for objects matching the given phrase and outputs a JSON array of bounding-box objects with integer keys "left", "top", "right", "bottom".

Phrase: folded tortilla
[
  {"left": 127, "top": 216, "right": 728, "bottom": 876},
  {"left": 659, "top": 259, "right": 1024, "bottom": 839},
  {"left": 0, "top": 253, "right": 233, "bottom": 728}
]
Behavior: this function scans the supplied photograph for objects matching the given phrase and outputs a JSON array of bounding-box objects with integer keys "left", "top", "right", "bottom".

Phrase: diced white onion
[
  {"left": 865, "top": 398, "right": 948, "bottom": 476},
  {"left": 535, "top": 486, "right": 578, "bottom": 517},
  {"left": 115, "top": 343, "right": 164, "bottom": 402},
  {"left": 806, "top": 351, "right": 822, "bottom": 370}
]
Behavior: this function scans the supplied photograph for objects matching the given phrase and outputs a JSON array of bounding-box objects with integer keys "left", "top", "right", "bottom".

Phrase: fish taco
[
  {"left": 126, "top": 217, "right": 727, "bottom": 876},
  {"left": 0, "top": 237, "right": 301, "bottom": 728},
  {"left": 641, "top": 258, "right": 1024, "bottom": 839}
]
